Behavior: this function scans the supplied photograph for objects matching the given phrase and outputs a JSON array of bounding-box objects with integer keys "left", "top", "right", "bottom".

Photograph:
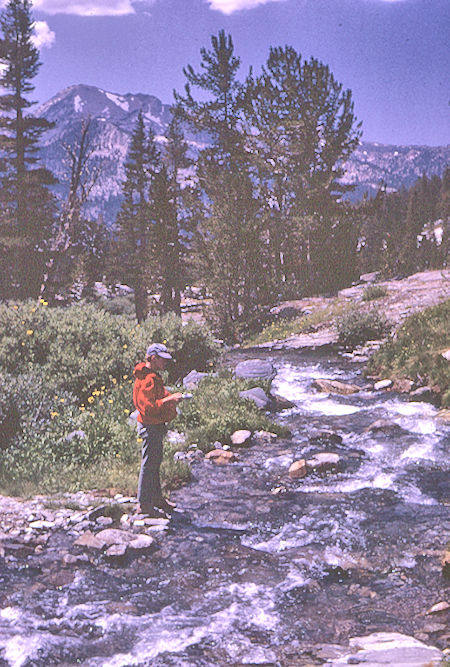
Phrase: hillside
[{"left": 37, "top": 84, "right": 450, "bottom": 226}]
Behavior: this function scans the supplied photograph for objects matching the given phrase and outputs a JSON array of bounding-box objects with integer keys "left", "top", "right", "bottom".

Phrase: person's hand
[{"left": 169, "top": 392, "right": 183, "bottom": 404}]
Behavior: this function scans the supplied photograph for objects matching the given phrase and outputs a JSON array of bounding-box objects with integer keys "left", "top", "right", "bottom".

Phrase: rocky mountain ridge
[{"left": 37, "top": 84, "right": 450, "bottom": 225}]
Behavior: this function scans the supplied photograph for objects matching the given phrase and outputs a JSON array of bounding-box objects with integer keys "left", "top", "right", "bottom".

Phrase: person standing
[{"left": 133, "top": 343, "right": 182, "bottom": 516}]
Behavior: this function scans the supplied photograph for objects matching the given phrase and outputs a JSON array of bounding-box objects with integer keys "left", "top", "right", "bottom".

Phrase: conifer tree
[
  {"left": 242, "top": 46, "right": 362, "bottom": 294},
  {"left": 0, "top": 0, "right": 56, "bottom": 298},
  {"left": 175, "top": 31, "right": 266, "bottom": 340},
  {"left": 152, "top": 165, "right": 183, "bottom": 315},
  {"left": 112, "top": 112, "right": 159, "bottom": 322}
]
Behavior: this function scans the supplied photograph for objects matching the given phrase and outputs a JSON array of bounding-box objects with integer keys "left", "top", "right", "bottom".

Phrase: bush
[
  {"left": 0, "top": 302, "right": 219, "bottom": 494},
  {"left": 336, "top": 306, "right": 390, "bottom": 349},
  {"left": 362, "top": 285, "right": 388, "bottom": 301},
  {"left": 0, "top": 302, "right": 220, "bottom": 401},
  {"left": 368, "top": 299, "right": 450, "bottom": 406},
  {"left": 173, "top": 372, "right": 289, "bottom": 450}
]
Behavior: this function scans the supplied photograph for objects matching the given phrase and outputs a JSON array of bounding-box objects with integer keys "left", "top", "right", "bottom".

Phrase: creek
[{"left": 0, "top": 348, "right": 449, "bottom": 666}]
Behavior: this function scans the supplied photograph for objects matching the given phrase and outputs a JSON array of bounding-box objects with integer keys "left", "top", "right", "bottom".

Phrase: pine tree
[
  {"left": 112, "top": 112, "right": 159, "bottom": 322},
  {"left": 242, "top": 46, "right": 362, "bottom": 294},
  {"left": 0, "top": 0, "right": 56, "bottom": 298},
  {"left": 175, "top": 31, "right": 267, "bottom": 340}
]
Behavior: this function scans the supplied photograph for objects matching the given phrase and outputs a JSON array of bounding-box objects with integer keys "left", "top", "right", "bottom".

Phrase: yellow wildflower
[
  {"left": 108, "top": 399, "right": 113, "bottom": 404},
  {"left": 26, "top": 330, "right": 33, "bottom": 336},
  {"left": 50, "top": 411, "right": 59, "bottom": 418},
  {"left": 79, "top": 406, "right": 85, "bottom": 411},
  {"left": 123, "top": 374, "right": 128, "bottom": 380},
  {"left": 137, "top": 437, "right": 143, "bottom": 443},
  {"left": 59, "top": 398, "right": 65, "bottom": 403},
  {"left": 87, "top": 396, "right": 94, "bottom": 403},
  {"left": 124, "top": 409, "right": 130, "bottom": 414},
  {"left": 92, "top": 390, "right": 100, "bottom": 396},
  {"left": 123, "top": 344, "right": 128, "bottom": 349},
  {"left": 111, "top": 378, "right": 117, "bottom": 385}
]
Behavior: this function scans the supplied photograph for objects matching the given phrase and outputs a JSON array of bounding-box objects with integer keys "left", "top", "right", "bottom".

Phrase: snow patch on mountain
[{"left": 36, "top": 84, "right": 450, "bottom": 226}]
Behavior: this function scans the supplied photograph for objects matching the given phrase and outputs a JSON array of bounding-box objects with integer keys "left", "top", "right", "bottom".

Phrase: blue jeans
[{"left": 137, "top": 422, "right": 167, "bottom": 507}]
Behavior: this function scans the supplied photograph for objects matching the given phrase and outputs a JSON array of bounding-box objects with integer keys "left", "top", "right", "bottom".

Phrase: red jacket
[{"left": 132, "top": 362, "right": 177, "bottom": 425}]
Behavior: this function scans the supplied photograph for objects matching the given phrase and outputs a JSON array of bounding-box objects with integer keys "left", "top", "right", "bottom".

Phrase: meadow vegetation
[
  {"left": 0, "top": 301, "right": 284, "bottom": 496},
  {"left": 368, "top": 299, "right": 450, "bottom": 406}
]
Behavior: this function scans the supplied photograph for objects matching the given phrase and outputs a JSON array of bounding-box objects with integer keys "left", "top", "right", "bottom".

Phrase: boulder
[
  {"left": 104, "top": 543, "right": 128, "bottom": 565},
  {"left": 205, "top": 449, "right": 237, "bottom": 464},
  {"left": 183, "top": 370, "right": 209, "bottom": 389},
  {"left": 374, "top": 379, "right": 393, "bottom": 391},
  {"left": 307, "top": 452, "right": 340, "bottom": 472},
  {"left": 230, "top": 430, "right": 252, "bottom": 446},
  {"left": 239, "top": 387, "right": 271, "bottom": 409},
  {"left": 288, "top": 459, "right": 307, "bottom": 479},
  {"left": 312, "top": 378, "right": 360, "bottom": 395},
  {"left": 128, "top": 534, "right": 154, "bottom": 554},
  {"left": 28, "top": 520, "right": 55, "bottom": 530},
  {"left": 270, "top": 393, "right": 295, "bottom": 410},
  {"left": 441, "top": 348, "right": 450, "bottom": 361},
  {"left": 436, "top": 409, "right": 450, "bottom": 423},
  {"left": 325, "top": 632, "right": 443, "bottom": 667},
  {"left": 95, "top": 528, "right": 135, "bottom": 547},
  {"left": 409, "top": 386, "right": 434, "bottom": 401},
  {"left": 360, "top": 271, "right": 380, "bottom": 283},
  {"left": 365, "top": 419, "right": 407, "bottom": 435},
  {"left": 234, "top": 359, "right": 276, "bottom": 382},
  {"left": 73, "top": 531, "right": 104, "bottom": 551},
  {"left": 426, "top": 601, "right": 449, "bottom": 615},
  {"left": 253, "top": 430, "right": 278, "bottom": 442}
]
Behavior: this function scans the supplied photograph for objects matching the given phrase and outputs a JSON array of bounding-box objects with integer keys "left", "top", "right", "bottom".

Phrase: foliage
[
  {"left": 362, "top": 285, "right": 388, "bottom": 301},
  {"left": 242, "top": 46, "right": 362, "bottom": 295},
  {"left": 0, "top": 301, "right": 219, "bottom": 399},
  {"left": 367, "top": 300, "right": 450, "bottom": 406},
  {"left": 336, "top": 306, "right": 390, "bottom": 349},
  {"left": 359, "top": 170, "right": 449, "bottom": 279},
  {"left": 173, "top": 372, "right": 289, "bottom": 450},
  {"left": 0, "top": 303, "right": 217, "bottom": 494},
  {"left": 0, "top": 0, "right": 57, "bottom": 299}
]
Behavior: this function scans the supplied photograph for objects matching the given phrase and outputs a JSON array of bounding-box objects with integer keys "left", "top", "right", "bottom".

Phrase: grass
[
  {"left": 244, "top": 300, "right": 351, "bottom": 346},
  {"left": 362, "top": 285, "right": 388, "bottom": 301},
  {"left": 367, "top": 299, "right": 450, "bottom": 406}
]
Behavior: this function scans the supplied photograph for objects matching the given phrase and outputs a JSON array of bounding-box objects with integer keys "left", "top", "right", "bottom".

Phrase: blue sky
[{"left": 9, "top": 0, "right": 450, "bottom": 146}]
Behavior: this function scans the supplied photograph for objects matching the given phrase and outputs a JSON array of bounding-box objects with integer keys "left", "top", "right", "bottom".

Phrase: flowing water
[{"left": 1, "top": 349, "right": 449, "bottom": 666}]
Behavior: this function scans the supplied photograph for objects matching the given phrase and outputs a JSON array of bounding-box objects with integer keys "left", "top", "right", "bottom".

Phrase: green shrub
[
  {"left": 0, "top": 302, "right": 219, "bottom": 494},
  {"left": 336, "top": 306, "right": 390, "bottom": 349},
  {"left": 0, "top": 302, "right": 219, "bottom": 401},
  {"left": 362, "top": 285, "right": 388, "bottom": 301},
  {"left": 368, "top": 299, "right": 450, "bottom": 406},
  {"left": 173, "top": 372, "right": 289, "bottom": 450}
]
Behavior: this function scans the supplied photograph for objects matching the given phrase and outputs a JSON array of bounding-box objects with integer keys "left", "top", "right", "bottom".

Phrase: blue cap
[{"left": 146, "top": 343, "right": 173, "bottom": 360}]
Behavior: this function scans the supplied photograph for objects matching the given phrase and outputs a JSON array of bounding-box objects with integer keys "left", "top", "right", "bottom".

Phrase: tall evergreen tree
[
  {"left": 175, "top": 31, "right": 267, "bottom": 340},
  {"left": 0, "top": 0, "right": 56, "bottom": 298},
  {"left": 242, "top": 46, "right": 362, "bottom": 295},
  {"left": 112, "top": 112, "right": 159, "bottom": 322}
]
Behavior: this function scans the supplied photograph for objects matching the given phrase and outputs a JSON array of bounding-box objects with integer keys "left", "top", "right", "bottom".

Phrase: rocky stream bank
[{"left": 1, "top": 269, "right": 449, "bottom": 666}]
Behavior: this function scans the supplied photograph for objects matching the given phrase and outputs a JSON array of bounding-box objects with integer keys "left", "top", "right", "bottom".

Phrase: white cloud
[
  {"left": 32, "top": 0, "right": 136, "bottom": 16},
  {"left": 206, "top": 0, "right": 286, "bottom": 15},
  {"left": 32, "top": 20, "right": 55, "bottom": 48}
]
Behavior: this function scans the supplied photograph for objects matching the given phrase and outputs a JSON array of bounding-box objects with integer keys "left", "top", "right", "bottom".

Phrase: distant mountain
[{"left": 37, "top": 84, "right": 450, "bottom": 225}]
